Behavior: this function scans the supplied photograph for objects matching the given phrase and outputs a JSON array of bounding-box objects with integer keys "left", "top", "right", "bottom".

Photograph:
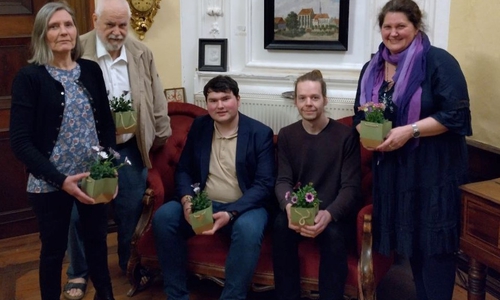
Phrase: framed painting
[
  {"left": 164, "top": 87, "right": 186, "bottom": 103},
  {"left": 264, "top": 0, "right": 349, "bottom": 51},
  {"left": 198, "top": 38, "right": 228, "bottom": 72}
]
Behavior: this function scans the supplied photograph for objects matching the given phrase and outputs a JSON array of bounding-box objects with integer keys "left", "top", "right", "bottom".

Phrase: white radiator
[{"left": 193, "top": 93, "right": 354, "bottom": 134}]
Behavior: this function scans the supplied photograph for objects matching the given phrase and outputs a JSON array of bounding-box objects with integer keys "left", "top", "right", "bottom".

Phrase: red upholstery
[{"left": 127, "top": 102, "right": 393, "bottom": 298}]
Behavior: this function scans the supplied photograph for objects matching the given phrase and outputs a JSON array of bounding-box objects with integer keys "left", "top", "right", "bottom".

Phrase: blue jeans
[
  {"left": 29, "top": 191, "right": 111, "bottom": 299},
  {"left": 67, "top": 138, "right": 147, "bottom": 278},
  {"left": 152, "top": 201, "right": 268, "bottom": 300}
]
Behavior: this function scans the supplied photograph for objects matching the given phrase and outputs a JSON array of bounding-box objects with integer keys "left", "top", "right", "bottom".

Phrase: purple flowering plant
[
  {"left": 358, "top": 102, "right": 386, "bottom": 124},
  {"left": 89, "top": 146, "right": 131, "bottom": 180},
  {"left": 285, "top": 182, "right": 321, "bottom": 209}
]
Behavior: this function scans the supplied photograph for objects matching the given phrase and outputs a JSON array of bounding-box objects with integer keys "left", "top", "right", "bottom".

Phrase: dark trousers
[
  {"left": 29, "top": 191, "right": 111, "bottom": 300},
  {"left": 272, "top": 211, "right": 349, "bottom": 300},
  {"left": 409, "top": 251, "right": 456, "bottom": 300}
]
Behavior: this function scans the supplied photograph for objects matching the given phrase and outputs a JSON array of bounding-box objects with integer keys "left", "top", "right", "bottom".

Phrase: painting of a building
[
  {"left": 298, "top": 8, "right": 314, "bottom": 29},
  {"left": 273, "top": 0, "right": 341, "bottom": 41},
  {"left": 274, "top": 17, "right": 286, "bottom": 30},
  {"left": 312, "top": 13, "right": 330, "bottom": 27}
]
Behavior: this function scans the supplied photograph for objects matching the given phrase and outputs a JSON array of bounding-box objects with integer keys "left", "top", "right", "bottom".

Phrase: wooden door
[{"left": 0, "top": 0, "right": 94, "bottom": 239}]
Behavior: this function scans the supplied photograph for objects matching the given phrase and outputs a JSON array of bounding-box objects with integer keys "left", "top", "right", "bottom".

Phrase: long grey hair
[{"left": 28, "top": 1, "right": 82, "bottom": 65}]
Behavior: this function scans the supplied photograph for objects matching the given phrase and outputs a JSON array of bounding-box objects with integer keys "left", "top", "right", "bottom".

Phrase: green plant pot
[
  {"left": 81, "top": 176, "right": 118, "bottom": 204},
  {"left": 290, "top": 206, "right": 318, "bottom": 226},
  {"left": 360, "top": 120, "right": 392, "bottom": 148},
  {"left": 113, "top": 111, "right": 137, "bottom": 134},
  {"left": 189, "top": 204, "right": 214, "bottom": 234}
]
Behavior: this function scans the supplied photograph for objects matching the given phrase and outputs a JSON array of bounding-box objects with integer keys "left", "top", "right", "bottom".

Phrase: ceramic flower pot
[
  {"left": 113, "top": 111, "right": 137, "bottom": 134},
  {"left": 81, "top": 176, "right": 118, "bottom": 204},
  {"left": 189, "top": 204, "right": 214, "bottom": 234},
  {"left": 360, "top": 120, "right": 392, "bottom": 148},
  {"left": 291, "top": 206, "right": 318, "bottom": 226}
]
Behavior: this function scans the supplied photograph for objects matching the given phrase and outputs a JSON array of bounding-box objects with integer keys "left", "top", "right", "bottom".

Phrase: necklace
[
  {"left": 385, "top": 62, "right": 393, "bottom": 83},
  {"left": 384, "top": 62, "right": 395, "bottom": 91}
]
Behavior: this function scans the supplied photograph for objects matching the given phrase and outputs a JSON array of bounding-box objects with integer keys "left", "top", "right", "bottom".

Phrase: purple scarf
[{"left": 360, "top": 32, "right": 431, "bottom": 130}]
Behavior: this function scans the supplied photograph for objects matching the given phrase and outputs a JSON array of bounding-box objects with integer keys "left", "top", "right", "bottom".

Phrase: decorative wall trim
[{"left": 182, "top": 0, "right": 451, "bottom": 108}]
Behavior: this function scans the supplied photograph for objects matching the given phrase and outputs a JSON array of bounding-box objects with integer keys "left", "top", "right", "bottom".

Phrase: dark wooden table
[{"left": 460, "top": 178, "right": 500, "bottom": 300}]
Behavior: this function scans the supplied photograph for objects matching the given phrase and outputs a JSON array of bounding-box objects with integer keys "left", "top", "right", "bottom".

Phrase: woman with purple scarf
[{"left": 353, "top": 0, "right": 472, "bottom": 299}]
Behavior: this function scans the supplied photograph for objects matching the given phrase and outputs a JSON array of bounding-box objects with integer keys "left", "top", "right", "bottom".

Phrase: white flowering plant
[
  {"left": 89, "top": 146, "right": 132, "bottom": 180},
  {"left": 190, "top": 183, "right": 211, "bottom": 213},
  {"left": 285, "top": 182, "right": 321, "bottom": 209},
  {"left": 109, "top": 90, "right": 133, "bottom": 112}
]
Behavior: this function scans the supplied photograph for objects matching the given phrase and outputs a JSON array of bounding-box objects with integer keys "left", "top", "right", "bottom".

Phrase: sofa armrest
[
  {"left": 128, "top": 187, "right": 156, "bottom": 287},
  {"left": 127, "top": 168, "right": 166, "bottom": 287},
  {"left": 358, "top": 213, "right": 375, "bottom": 300},
  {"left": 146, "top": 168, "right": 166, "bottom": 212},
  {"left": 356, "top": 204, "right": 375, "bottom": 300},
  {"left": 356, "top": 204, "right": 373, "bottom": 255},
  {"left": 129, "top": 168, "right": 165, "bottom": 258},
  {"left": 131, "top": 188, "right": 156, "bottom": 243}
]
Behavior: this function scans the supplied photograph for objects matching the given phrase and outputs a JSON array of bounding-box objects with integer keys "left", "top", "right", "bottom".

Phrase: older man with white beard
[{"left": 62, "top": 0, "right": 171, "bottom": 299}]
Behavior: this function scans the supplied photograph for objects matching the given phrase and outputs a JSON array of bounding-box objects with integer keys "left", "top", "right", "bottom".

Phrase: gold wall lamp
[{"left": 127, "top": 0, "right": 161, "bottom": 40}]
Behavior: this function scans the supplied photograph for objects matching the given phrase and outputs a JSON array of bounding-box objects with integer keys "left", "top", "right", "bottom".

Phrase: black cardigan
[{"left": 10, "top": 58, "right": 115, "bottom": 190}]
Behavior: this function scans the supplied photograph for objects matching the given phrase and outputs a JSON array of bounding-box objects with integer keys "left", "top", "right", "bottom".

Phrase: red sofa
[{"left": 126, "top": 102, "right": 393, "bottom": 299}]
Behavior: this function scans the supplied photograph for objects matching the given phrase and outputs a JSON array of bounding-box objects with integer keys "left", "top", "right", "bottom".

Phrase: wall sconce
[
  {"left": 206, "top": 0, "right": 223, "bottom": 17},
  {"left": 207, "top": 7, "right": 223, "bottom": 17},
  {"left": 206, "top": 0, "right": 223, "bottom": 37}
]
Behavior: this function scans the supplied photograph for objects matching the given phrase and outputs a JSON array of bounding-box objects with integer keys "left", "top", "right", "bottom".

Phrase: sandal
[
  {"left": 134, "top": 266, "right": 158, "bottom": 292},
  {"left": 63, "top": 281, "right": 87, "bottom": 300}
]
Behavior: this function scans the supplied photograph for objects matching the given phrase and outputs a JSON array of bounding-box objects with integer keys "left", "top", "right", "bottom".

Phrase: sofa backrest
[
  {"left": 150, "top": 103, "right": 373, "bottom": 207},
  {"left": 149, "top": 102, "right": 208, "bottom": 203},
  {"left": 336, "top": 116, "right": 374, "bottom": 206}
]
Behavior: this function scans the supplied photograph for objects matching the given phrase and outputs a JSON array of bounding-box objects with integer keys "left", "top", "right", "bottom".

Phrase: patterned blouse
[{"left": 27, "top": 64, "right": 100, "bottom": 193}]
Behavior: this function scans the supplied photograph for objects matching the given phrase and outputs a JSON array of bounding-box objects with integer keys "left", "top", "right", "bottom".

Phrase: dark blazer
[{"left": 175, "top": 113, "right": 275, "bottom": 215}]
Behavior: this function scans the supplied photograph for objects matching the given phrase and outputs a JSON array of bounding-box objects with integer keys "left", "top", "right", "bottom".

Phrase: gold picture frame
[{"left": 164, "top": 87, "right": 186, "bottom": 103}]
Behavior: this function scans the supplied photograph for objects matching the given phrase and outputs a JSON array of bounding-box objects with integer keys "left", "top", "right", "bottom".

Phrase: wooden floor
[{"left": 3, "top": 232, "right": 494, "bottom": 300}]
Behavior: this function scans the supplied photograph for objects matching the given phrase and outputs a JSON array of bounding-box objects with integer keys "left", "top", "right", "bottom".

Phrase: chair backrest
[{"left": 149, "top": 102, "right": 208, "bottom": 203}]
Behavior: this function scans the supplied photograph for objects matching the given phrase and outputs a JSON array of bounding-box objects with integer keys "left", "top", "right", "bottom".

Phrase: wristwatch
[
  {"left": 411, "top": 123, "right": 420, "bottom": 138},
  {"left": 226, "top": 211, "right": 236, "bottom": 222}
]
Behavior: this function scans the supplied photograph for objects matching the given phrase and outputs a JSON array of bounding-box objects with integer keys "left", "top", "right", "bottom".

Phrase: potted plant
[
  {"left": 81, "top": 146, "right": 132, "bottom": 204},
  {"left": 109, "top": 90, "right": 137, "bottom": 134},
  {"left": 189, "top": 183, "right": 214, "bottom": 234},
  {"left": 286, "top": 182, "right": 321, "bottom": 226},
  {"left": 358, "top": 102, "right": 392, "bottom": 148}
]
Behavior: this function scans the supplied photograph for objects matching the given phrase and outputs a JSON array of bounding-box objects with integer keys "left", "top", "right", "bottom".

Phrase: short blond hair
[{"left": 294, "top": 70, "right": 327, "bottom": 100}]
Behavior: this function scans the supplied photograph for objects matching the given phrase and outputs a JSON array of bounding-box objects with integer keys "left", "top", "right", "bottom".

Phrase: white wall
[{"left": 181, "top": 0, "right": 451, "bottom": 104}]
